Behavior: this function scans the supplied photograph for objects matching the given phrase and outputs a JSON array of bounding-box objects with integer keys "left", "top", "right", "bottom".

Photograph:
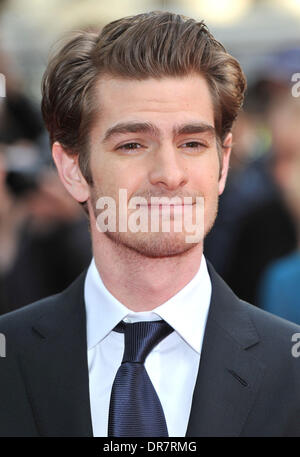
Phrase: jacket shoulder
[
  {"left": 0, "top": 269, "right": 87, "bottom": 349},
  {"left": 240, "top": 298, "right": 300, "bottom": 338}
]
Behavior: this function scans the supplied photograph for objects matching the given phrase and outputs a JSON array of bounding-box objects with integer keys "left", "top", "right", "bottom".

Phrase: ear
[
  {"left": 218, "top": 132, "right": 232, "bottom": 196},
  {"left": 52, "top": 142, "right": 90, "bottom": 203}
]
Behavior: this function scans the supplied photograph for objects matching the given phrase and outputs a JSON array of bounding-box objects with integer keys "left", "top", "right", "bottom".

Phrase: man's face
[{"left": 86, "top": 73, "right": 231, "bottom": 258}]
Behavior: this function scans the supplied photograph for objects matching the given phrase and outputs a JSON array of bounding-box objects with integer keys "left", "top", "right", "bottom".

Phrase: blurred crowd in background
[
  {"left": 0, "top": 59, "right": 91, "bottom": 314},
  {"left": 0, "top": 0, "right": 300, "bottom": 324}
]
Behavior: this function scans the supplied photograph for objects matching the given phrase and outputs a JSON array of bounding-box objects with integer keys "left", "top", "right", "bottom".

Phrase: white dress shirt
[{"left": 85, "top": 255, "right": 212, "bottom": 437}]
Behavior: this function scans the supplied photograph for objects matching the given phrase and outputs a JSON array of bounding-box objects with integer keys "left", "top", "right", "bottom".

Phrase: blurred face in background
[{"left": 269, "top": 96, "right": 300, "bottom": 223}]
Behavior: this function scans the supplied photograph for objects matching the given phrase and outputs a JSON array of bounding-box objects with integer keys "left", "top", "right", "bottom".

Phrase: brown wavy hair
[{"left": 41, "top": 11, "right": 246, "bottom": 184}]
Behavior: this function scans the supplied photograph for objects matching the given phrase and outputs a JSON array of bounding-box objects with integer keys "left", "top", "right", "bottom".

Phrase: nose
[{"left": 148, "top": 144, "right": 188, "bottom": 191}]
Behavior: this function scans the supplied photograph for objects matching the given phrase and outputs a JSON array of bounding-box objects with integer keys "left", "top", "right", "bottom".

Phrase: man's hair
[{"left": 41, "top": 11, "right": 247, "bottom": 184}]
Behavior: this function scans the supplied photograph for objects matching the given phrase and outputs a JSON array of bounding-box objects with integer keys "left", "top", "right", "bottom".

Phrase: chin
[{"left": 104, "top": 231, "right": 199, "bottom": 258}]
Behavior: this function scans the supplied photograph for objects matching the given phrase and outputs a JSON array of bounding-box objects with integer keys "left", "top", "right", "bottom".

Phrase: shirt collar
[{"left": 84, "top": 255, "right": 211, "bottom": 353}]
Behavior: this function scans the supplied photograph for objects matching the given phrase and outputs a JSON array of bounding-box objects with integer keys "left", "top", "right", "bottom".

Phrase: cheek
[
  {"left": 192, "top": 152, "right": 220, "bottom": 183},
  {"left": 192, "top": 164, "right": 219, "bottom": 194},
  {"left": 92, "top": 162, "right": 146, "bottom": 200}
]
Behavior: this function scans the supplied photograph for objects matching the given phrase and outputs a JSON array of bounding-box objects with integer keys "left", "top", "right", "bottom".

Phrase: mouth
[
  {"left": 138, "top": 203, "right": 195, "bottom": 214},
  {"left": 140, "top": 202, "right": 195, "bottom": 207}
]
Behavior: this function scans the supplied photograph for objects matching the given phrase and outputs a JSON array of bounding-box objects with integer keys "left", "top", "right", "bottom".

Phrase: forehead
[{"left": 93, "top": 73, "right": 215, "bottom": 132}]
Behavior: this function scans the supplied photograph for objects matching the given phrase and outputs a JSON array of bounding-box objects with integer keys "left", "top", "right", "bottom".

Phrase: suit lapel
[
  {"left": 186, "top": 262, "right": 266, "bottom": 437},
  {"left": 17, "top": 271, "right": 93, "bottom": 437}
]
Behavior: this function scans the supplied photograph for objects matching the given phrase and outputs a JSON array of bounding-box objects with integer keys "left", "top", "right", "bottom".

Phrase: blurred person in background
[
  {"left": 212, "top": 50, "right": 300, "bottom": 305},
  {"left": 0, "top": 140, "right": 91, "bottom": 314},
  {"left": 259, "top": 95, "right": 300, "bottom": 323},
  {"left": 0, "top": 143, "right": 28, "bottom": 308},
  {"left": 0, "top": 47, "right": 91, "bottom": 314},
  {"left": 0, "top": 48, "right": 44, "bottom": 143}
]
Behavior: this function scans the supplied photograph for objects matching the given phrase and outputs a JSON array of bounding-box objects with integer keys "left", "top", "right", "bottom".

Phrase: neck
[{"left": 92, "top": 233, "right": 203, "bottom": 312}]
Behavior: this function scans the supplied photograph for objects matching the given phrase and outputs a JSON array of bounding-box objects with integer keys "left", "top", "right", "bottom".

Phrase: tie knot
[{"left": 114, "top": 320, "right": 173, "bottom": 364}]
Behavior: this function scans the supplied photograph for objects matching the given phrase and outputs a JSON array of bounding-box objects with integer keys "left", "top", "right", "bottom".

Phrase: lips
[
  {"left": 140, "top": 203, "right": 194, "bottom": 208},
  {"left": 137, "top": 203, "right": 195, "bottom": 215}
]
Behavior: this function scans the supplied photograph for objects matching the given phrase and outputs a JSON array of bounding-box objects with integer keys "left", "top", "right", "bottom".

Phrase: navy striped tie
[{"left": 108, "top": 320, "right": 174, "bottom": 437}]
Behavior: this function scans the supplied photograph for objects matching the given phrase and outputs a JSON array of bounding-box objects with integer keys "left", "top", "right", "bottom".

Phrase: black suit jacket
[{"left": 1, "top": 262, "right": 300, "bottom": 437}]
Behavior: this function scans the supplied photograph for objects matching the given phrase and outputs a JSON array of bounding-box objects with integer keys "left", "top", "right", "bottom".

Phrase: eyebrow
[
  {"left": 102, "top": 121, "right": 216, "bottom": 143},
  {"left": 175, "top": 123, "right": 215, "bottom": 137},
  {"left": 102, "top": 122, "right": 159, "bottom": 143}
]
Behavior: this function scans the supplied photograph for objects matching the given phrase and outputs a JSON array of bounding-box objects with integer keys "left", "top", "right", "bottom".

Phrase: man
[{"left": 0, "top": 11, "right": 300, "bottom": 437}]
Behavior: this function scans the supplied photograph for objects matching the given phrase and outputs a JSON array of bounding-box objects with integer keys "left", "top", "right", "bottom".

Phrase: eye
[
  {"left": 181, "top": 141, "right": 207, "bottom": 150},
  {"left": 117, "top": 142, "right": 142, "bottom": 151}
]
